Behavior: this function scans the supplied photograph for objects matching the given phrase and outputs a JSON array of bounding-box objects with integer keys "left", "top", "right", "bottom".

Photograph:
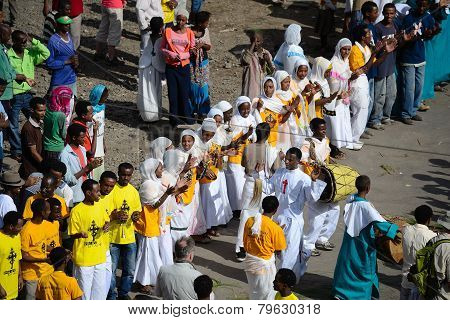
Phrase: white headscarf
[
  {"left": 273, "top": 24, "right": 305, "bottom": 72},
  {"left": 274, "top": 70, "right": 294, "bottom": 102},
  {"left": 310, "top": 57, "right": 332, "bottom": 97},
  {"left": 139, "top": 158, "right": 163, "bottom": 205},
  {"left": 163, "top": 149, "right": 185, "bottom": 178},
  {"left": 231, "top": 96, "right": 256, "bottom": 138},
  {"left": 207, "top": 108, "right": 223, "bottom": 120},
  {"left": 214, "top": 100, "right": 233, "bottom": 113},
  {"left": 257, "top": 76, "right": 284, "bottom": 114},
  {"left": 149, "top": 137, "right": 172, "bottom": 162},
  {"left": 291, "top": 57, "right": 311, "bottom": 93},
  {"left": 201, "top": 118, "right": 217, "bottom": 133},
  {"left": 175, "top": 8, "right": 189, "bottom": 19},
  {"left": 331, "top": 38, "right": 352, "bottom": 79},
  {"left": 178, "top": 129, "right": 203, "bottom": 161}
]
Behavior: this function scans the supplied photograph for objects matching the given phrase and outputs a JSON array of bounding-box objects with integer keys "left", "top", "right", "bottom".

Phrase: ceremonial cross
[
  {"left": 7, "top": 248, "right": 17, "bottom": 270},
  {"left": 282, "top": 179, "right": 288, "bottom": 194},
  {"left": 89, "top": 220, "right": 100, "bottom": 242}
]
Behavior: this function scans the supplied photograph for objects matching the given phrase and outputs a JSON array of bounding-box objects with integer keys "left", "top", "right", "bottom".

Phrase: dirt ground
[{"left": 3, "top": 0, "right": 449, "bottom": 300}]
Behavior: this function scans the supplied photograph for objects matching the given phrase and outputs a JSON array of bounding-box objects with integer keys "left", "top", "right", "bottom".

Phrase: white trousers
[
  {"left": 350, "top": 75, "right": 370, "bottom": 142},
  {"left": 105, "top": 250, "right": 112, "bottom": 298},
  {"left": 303, "top": 202, "right": 340, "bottom": 251},
  {"left": 73, "top": 262, "right": 107, "bottom": 300},
  {"left": 134, "top": 234, "right": 162, "bottom": 286}
]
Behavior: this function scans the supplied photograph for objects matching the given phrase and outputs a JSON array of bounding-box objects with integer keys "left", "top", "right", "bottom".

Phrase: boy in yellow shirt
[
  {"left": 36, "top": 247, "right": 83, "bottom": 300},
  {"left": 161, "top": 0, "right": 177, "bottom": 27},
  {"left": 98, "top": 170, "right": 117, "bottom": 298},
  {"left": 273, "top": 268, "right": 299, "bottom": 300},
  {"left": 22, "top": 174, "right": 69, "bottom": 220},
  {"left": 108, "top": 163, "right": 141, "bottom": 300},
  {"left": 0, "top": 211, "right": 24, "bottom": 300},
  {"left": 243, "top": 196, "right": 286, "bottom": 300},
  {"left": 69, "top": 179, "right": 110, "bottom": 300},
  {"left": 20, "top": 198, "right": 54, "bottom": 299}
]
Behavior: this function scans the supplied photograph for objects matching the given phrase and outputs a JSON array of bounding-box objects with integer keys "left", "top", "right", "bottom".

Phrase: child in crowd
[
  {"left": 35, "top": 247, "right": 83, "bottom": 300},
  {"left": 89, "top": 84, "right": 109, "bottom": 180},
  {"left": 161, "top": 0, "right": 177, "bottom": 28},
  {"left": 194, "top": 274, "right": 214, "bottom": 300},
  {"left": 42, "top": 0, "right": 71, "bottom": 44},
  {"left": 273, "top": 268, "right": 299, "bottom": 300},
  {"left": 240, "top": 30, "right": 275, "bottom": 101}
]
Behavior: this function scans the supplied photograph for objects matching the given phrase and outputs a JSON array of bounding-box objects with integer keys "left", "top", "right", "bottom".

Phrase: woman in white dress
[
  {"left": 273, "top": 24, "right": 305, "bottom": 72},
  {"left": 326, "top": 38, "right": 356, "bottom": 157},
  {"left": 197, "top": 118, "right": 233, "bottom": 236},
  {"left": 134, "top": 158, "right": 178, "bottom": 292},
  {"left": 137, "top": 17, "right": 166, "bottom": 122},
  {"left": 225, "top": 96, "right": 257, "bottom": 215}
]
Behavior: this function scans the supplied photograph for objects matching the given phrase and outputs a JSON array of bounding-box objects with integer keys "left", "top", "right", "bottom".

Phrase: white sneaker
[{"left": 353, "top": 141, "right": 364, "bottom": 150}]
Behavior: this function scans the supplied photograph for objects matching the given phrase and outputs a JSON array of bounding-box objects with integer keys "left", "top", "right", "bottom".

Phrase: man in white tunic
[{"left": 257, "top": 147, "right": 326, "bottom": 280}]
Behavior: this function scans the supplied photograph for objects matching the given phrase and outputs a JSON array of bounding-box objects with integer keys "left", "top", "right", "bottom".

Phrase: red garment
[
  {"left": 71, "top": 145, "right": 87, "bottom": 181},
  {"left": 101, "top": 0, "right": 125, "bottom": 8},
  {"left": 70, "top": 119, "right": 92, "bottom": 159},
  {"left": 52, "top": 0, "right": 83, "bottom": 18}
]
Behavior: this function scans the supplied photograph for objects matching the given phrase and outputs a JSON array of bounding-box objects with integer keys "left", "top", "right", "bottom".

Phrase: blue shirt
[
  {"left": 46, "top": 33, "right": 77, "bottom": 87},
  {"left": 399, "top": 11, "right": 436, "bottom": 64}
]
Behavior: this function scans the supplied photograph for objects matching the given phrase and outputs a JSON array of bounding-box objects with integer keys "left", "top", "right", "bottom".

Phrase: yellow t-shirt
[
  {"left": 134, "top": 206, "right": 160, "bottom": 238},
  {"left": 161, "top": 0, "right": 175, "bottom": 24},
  {"left": 23, "top": 193, "right": 69, "bottom": 220},
  {"left": 243, "top": 215, "right": 287, "bottom": 260},
  {"left": 44, "top": 220, "right": 61, "bottom": 251},
  {"left": 68, "top": 202, "right": 110, "bottom": 267},
  {"left": 349, "top": 44, "right": 375, "bottom": 72},
  {"left": 109, "top": 184, "right": 142, "bottom": 245},
  {"left": 99, "top": 194, "right": 114, "bottom": 251},
  {"left": 275, "top": 292, "right": 299, "bottom": 300},
  {"left": 0, "top": 232, "right": 22, "bottom": 300},
  {"left": 259, "top": 108, "right": 281, "bottom": 148},
  {"left": 36, "top": 271, "right": 83, "bottom": 300},
  {"left": 20, "top": 220, "right": 54, "bottom": 281}
]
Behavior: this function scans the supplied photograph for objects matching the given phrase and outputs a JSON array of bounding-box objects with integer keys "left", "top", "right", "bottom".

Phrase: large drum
[
  {"left": 319, "top": 164, "right": 359, "bottom": 203},
  {"left": 375, "top": 215, "right": 410, "bottom": 265}
]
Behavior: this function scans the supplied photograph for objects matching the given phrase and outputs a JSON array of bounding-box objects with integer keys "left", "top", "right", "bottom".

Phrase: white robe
[
  {"left": 201, "top": 172, "right": 233, "bottom": 229},
  {"left": 134, "top": 234, "right": 162, "bottom": 286},
  {"left": 260, "top": 167, "right": 326, "bottom": 281},
  {"left": 244, "top": 253, "right": 277, "bottom": 300},
  {"left": 137, "top": 37, "right": 165, "bottom": 122},
  {"left": 303, "top": 201, "right": 340, "bottom": 251}
]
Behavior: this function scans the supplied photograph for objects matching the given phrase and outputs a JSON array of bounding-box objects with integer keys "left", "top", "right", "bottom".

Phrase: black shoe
[
  {"left": 232, "top": 210, "right": 241, "bottom": 221},
  {"left": 118, "top": 294, "right": 131, "bottom": 300},
  {"left": 236, "top": 247, "right": 246, "bottom": 262},
  {"left": 411, "top": 115, "right": 423, "bottom": 121}
]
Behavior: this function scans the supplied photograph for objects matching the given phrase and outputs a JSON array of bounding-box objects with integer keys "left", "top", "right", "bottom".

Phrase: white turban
[
  {"left": 207, "top": 108, "right": 223, "bottom": 119},
  {"left": 201, "top": 118, "right": 217, "bottom": 133},
  {"left": 235, "top": 96, "right": 251, "bottom": 109},
  {"left": 214, "top": 101, "right": 233, "bottom": 113},
  {"left": 175, "top": 8, "right": 189, "bottom": 19}
]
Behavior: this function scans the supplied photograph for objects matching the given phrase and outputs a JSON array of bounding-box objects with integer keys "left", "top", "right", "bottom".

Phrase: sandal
[{"left": 333, "top": 151, "right": 346, "bottom": 160}]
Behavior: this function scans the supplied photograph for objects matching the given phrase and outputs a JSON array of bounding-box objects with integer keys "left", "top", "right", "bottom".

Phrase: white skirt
[
  {"left": 200, "top": 172, "right": 233, "bottom": 229},
  {"left": 188, "top": 183, "right": 207, "bottom": 236},
  {"left": 350, "top": 75, "right": 370, "bottom": 143},
  {"left": 225, "top": 163, "right": 246, "bottom": 211},
  {"left": 134, "top": 234, "right": 162, "bottom": 286},
  {"left": 159, "top": 225, "right": 173, "bottom": 266},
  {"left": 324, "top": 101, "right": 353, "bottom": 149},
  {"left": 137, "top": 65, "right": 162, "bottom": 122}
]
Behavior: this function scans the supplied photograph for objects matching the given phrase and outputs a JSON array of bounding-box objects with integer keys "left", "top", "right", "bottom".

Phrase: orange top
[
  {"left": 134, "top": 205, "right": 161, "bottom": 238},
  {"left": 161, "top": 27, "right": 195, "bottom": 67}
]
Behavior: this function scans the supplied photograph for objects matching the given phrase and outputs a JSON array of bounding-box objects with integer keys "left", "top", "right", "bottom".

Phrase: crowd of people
[{"left": 0, "top": 0, "right": 449, "bottom": 301}]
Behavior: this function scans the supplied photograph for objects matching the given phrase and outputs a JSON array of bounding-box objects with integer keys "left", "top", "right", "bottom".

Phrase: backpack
[{"left": 410, "top": 238, "right": 450, "bottom": 299}]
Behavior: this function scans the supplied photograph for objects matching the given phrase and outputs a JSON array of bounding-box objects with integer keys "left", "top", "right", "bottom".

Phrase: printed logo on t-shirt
[
  {"left": 86, "top": 220, "right": 100, "bottom": 246},
  {"left": 4, "top": 248, "right": 17, "bottom": 276}
]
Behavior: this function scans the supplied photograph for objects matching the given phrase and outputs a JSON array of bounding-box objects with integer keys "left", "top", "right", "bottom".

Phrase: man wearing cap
[
  {"left": 46, "top": 15, "right": 78, "bottom": 97},
  {"left": 429, "top": 212, "right": 450, "bottom": 300},
  {"left": 94, "top": 0, "right": 127, "bottom": 66},
  {"left": 0, "top": 171, "right": 23, "bottom": 228},
  {"left": 44, "top": 0, "right": 83, "bottom": 50}
]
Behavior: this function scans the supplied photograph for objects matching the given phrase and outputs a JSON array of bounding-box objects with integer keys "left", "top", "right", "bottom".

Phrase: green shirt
[
  {"left": 0, "top": 44, "right": 16, "bottom": 101},
  {"left": 7, "top": 39, "right": 50, "bottom": 95},
  {"left": 43, "top": 110, "right": 66, "bottom": 152}
]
